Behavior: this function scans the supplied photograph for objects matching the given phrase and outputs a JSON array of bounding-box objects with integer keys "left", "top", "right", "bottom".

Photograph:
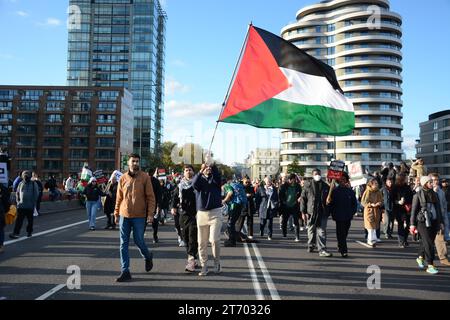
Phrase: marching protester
[
  {"left": 392, "top": 174, "right": 414, "bottom": 248},
  {"left": 103, "top": 175, "right": 118, "bottom": 230},
  {"left": 442, "top": 179, "right": 450, "bottom": 242},
  {"left": 279, "top": 173, "right": 302, "bottom": 242},
  {"left": 0, "top": 182, "right": 11, "bottom": 253},
  {"left": 115, "top": 154, "right": 156, "bottom": 282},
  {"left": 12, "top": 171, "right": 23, "bottom": 193},
  {"left": 410, "top": 175, "right": 444, "bottom": 274},
  {"left": 329, "top": 172, "right": 357, "bottom": 258},
  {"left": 223, "top": 177, "right": 247, "bottom": 247},
  {"left": 301, "top": 169, "right": 332, "bottom": 257},
  {"left": 381, "top": 163, "right": 396, "bottom": 187},
  {"left": 256, "top": 177, "right": 279, "bottom": 241},
  {"left": 171, "top": 165, "right": 198, "bottom": 273},
  {"left": 32, "top": 172, "right": 43, "bottom": 216},
  {"left": 381, "top": 178, "right": 395, "bottom": 240},
  {"left": 82, "top": 177, "right": 104, "bottom": 231},
  {"left": 9, "top": 171, "right": 39, "bottom": 239},
  {"left": 236, "top": 176, "right": 256, "bottom": 240},
  {"left": 147, "top": 168, "right": 162, "bottom": 244},
  {"left": 159, "top": 179, "right": 172, "bottom": 226},
  {"left": 361, "top": 179, "right": 383, "bottom": 247},
  {"left": 193, "top": 154, "right": 223, "bottom": 276},
  {"left": 430, "top": 174, "right": 450, "bottom": 266}
]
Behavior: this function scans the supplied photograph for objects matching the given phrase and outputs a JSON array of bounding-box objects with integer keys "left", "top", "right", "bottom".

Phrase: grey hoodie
[{"left": 16, "top": 180, "right": 39, "bottom": 210}]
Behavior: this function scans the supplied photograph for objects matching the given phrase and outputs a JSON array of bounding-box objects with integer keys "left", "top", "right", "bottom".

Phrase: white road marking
[
  {"left": 5, "top": 216, "right": 106, "bottom": 246},
  {"left": 243, "top": 243, "right": 265, "bottom": 300},
  {"left": 243, "top": 225, "right": 280, "bottom": 300},
  {"left": 251, "top": 243, "right": 281, "bottom": 300},
  {"left": 35, "top": 284, "right": 66, "bottom": 300}
]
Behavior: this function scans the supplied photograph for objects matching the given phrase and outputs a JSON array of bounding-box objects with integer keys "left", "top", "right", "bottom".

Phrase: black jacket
[
  {"left": 279, "top": 183, "right": 301, "bottom": 211},
  {"left": 103, "top": 182, "right": 118, "bottom": 214},
  {"left": 392, "top": 184, "right": 414, "bottom": 216},
  {"left": 411, "top": 188, "right": 442, "bottom": 228},
  {"left": 151, "top": 176, "right": 162, "bottom": 211},
  {"left": 83, "top": 185, "right": 104, "bottom": 202},
  {"left": 329, "top": 186, "right": 357, "bottom": 222},
  {"left": 381, "top": 186, "right": 394, "bottom": 212},
  {"left": 171, "top": 182, "right": 197, "bottom": 217},
  {"left": 244, "top": 184, "right": 256, "bottom": 215},
  {"left": 300, "top": 180, "right": 330, "bottom": 226}
]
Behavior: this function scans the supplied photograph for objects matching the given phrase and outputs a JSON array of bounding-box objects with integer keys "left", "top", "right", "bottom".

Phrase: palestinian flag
[{"left": 219, "top": 26, "right": 355, "bottom": 136}]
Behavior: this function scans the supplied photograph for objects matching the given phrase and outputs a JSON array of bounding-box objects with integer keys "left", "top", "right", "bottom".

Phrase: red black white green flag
[{"left": 219, "top": 26, "right": 355, "bottom": 136}]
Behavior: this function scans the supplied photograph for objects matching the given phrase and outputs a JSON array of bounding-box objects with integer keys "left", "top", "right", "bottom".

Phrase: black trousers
[
  {"left": 180, "top": 214, "right": 198, "bottom": 259},
  {"left": 36, "top": 194, "right": 42, "bottom": 213},
  {"left": 13, "top": 208, "right": 34, "bottom": 235},
  {"left": 394, "top": 210, "right": 409, "bottom": 245},
  {"left": 281, "top": 207, "right": 300, "bottom": 238},
  {"left": 152, "top": 218, "right": 159, "bottom": 239},
  {"left": 174, "top": 214, "right": 182, "bottom": 239},
  {"left": 417, "top": 221, "right": 439, "bottom": 265},
  {"left": 226, "top": 204, "right": 242, "bottom": 243},
  {"left": 236, "top": 205, "right": 254, "bottom": 237},
  {"left": 336, "top": 220, "right": 352, "bottom": 254},
  {"left": 104, "top": 210, "right": 116, "bottom": 228}
]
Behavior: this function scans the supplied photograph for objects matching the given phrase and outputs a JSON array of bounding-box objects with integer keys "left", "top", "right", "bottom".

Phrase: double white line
[{"left": 243, "top": 227, "right": 281, "bottom": 300}]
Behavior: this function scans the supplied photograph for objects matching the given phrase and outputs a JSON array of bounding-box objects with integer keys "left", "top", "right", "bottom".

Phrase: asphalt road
[{"left": 0, "top": 209, "right": 449, "bottom": 300}]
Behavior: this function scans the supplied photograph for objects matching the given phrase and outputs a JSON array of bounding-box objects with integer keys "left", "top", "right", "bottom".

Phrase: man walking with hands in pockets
[{"left": 114, "top": 154, "right": 156, "bottom": 282}]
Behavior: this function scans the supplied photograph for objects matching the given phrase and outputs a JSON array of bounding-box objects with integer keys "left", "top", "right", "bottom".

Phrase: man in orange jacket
[{"left": 114, "top": 154, "right": 156, "bottom": 282}]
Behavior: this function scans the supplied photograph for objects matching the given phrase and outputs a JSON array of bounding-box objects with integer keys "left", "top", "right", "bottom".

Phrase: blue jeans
[
  {"left": 120, "top": 216, "right": 152, "bottom": 273},
  {"left": 86, "top": 201, "right": 98, "bottom": 228}
]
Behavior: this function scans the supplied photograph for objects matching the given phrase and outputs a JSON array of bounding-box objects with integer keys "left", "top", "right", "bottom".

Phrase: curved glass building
[{"left": 280, "top": 0, "right": 403, "bottom": 173}]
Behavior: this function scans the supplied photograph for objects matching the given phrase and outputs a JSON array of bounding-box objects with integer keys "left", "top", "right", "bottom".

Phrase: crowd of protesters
[{"left": 1, "top": 156, "right": 449, "bottom": 280}]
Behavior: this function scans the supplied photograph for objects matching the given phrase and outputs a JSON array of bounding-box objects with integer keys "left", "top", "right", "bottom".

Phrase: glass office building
[{"left": 67, "top": 0, "right": 167, "bottom": 166}]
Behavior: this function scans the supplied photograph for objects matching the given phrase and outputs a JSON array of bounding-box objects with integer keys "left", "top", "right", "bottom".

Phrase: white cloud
[
  {"left": 16, "top": 10, "right": 28, "bottom": 17},
  {"left": 165, "top": 78, "right": 190, "bottom": 96},
  {"left": 37, "top": 18, "right": 62, "bottom": 27},
  {"left": 165, "top": 100, "right": 221, "bottom": 119}
]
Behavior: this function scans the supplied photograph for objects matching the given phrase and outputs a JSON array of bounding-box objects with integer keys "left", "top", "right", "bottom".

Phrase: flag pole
[{"left": 208, "top": 23, "right": 253, "bottom": 155}]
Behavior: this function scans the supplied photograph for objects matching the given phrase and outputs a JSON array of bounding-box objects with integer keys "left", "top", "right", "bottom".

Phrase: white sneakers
[{"left": 198, "top": 262, "right": 222, "bottom": 276}]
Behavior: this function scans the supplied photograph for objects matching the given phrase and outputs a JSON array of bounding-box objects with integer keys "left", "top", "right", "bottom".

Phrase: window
[
  {"left": 17, "top": 114, "right": 36, "bottom": 123},
  {"left": 16, "top": 136, "right": 36, "bottom": 146},
  {"left": 17, "top": 125, "right": 36, "bottom": 134},
  {"left": 70, "top": 149, "right": 89, "bottom": 159},
  {"left": 96, "top": 126, "right": 116, "bottom": 135},
  {"left": 44, "top": 160, "right": 62, "bottom": 170},
  {"left": 71, "top": 126, "right": 90, "bottom": 135},
  {"left": 70, "top": 138, "right": 88, "bottom": 147},
  {"left": 71, "top": 115, "right": 90, "bottom": 124},
  {"left": 17, "top": 149, "right": 37, "bottom": 158},
  {"left": 96, "top": 138, "right": 116, "bottom": 147},
  {"left": 434, "top": 122, "right": 439, "bottom": 130},
  {"left": 45, "top": 126, "right": 63, "bottom": 135},
  {"left": 434, "top": 145, "right": 439, "bottom": 152},
  {"left": 97, "top": 114, "right": 116, "bottom": 124},
  {"left": 96, "top": 149, "right": 115, "bottom": 159},
  {"left": 18, "top": 160, "right": 36, "bottom": 170},
  {"left": 0, "top": 113, "right": 12, "bottom": 122},
  {"left": 43, "top": 137, "right": 63, "bottom": 147},
  {"left": 44, "top": 149, "right": 63, "bottom": 158},
  {"left": 434, "top": 133, "right": 439, "bottom": 142},
  {"left": 46, "top": 114, "right": 63, "bottom": 123}
]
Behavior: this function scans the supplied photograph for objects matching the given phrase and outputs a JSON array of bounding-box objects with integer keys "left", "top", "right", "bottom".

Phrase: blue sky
[{"left": 0, "top": 0, "right": 449, "bottom": 165}]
